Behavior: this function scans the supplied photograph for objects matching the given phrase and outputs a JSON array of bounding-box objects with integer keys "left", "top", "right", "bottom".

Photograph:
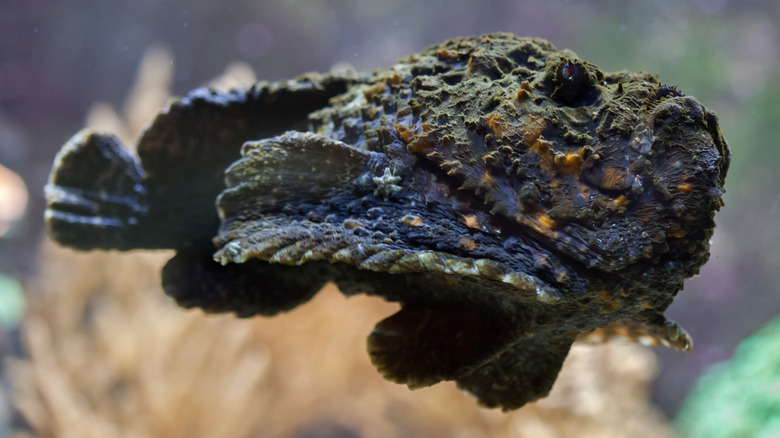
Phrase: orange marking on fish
[
  {"left": 394, "top": 123, "right": 414, "bottom": 142},
  {"left": 528, "top": 138, "right": 554, "bottom": 175},
  {"left": 463, "top": 215, "right": 481, "bottom": 229},
  {"left": 437, "top": 49, "right": 459, "bottom": 61},
  {"left": 363, "top": 81, "right": 387, "bottom": 100},
  {"left": 459, "top": 237, "right": 477, "bottom": 250},
  {"left": 520, "top": 212, "right": 558, "bottom": 238},
  {"left": 536, "top": 213, "right": 556, "bottom": 229},
  {"left": 405, "top": 123, "right": 439, "bottom": 154},
  {"left": 516, "top": 89, "right": 530, "bottom": 101},
  {"left": 486, "top": 113, "right": 507, "bottom": 136},
  {"left": 612, "top": 195, "right": 629, "bottom": 212},
  {"left": 678, "top": 183, "right": 693, "bottom": 194},
  {"left": 480, "top": 171, "right": 497, "bottom": 187},
  {"left": 554, "top": 150, "right": 584, "bottom": 175},
  {"left": 401, "top": 215, "right": 424, "bottom": 227},
  {"left": 600, "top": 167, "right": 628, "bottom": 190},
  {"left": 386, "top": 73, "right": 403, "bottom": 86},
  {"left": 521, "top": 115, "right": 547, "bottom": 144}
]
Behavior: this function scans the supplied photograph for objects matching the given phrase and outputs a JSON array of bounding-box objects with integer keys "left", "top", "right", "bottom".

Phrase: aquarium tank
[{"left": 1, "top": 1, "right": 778, "bottom": 436}]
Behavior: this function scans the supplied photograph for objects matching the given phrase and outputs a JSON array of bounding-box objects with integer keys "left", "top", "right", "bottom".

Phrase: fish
[{"left": 44, "top": 33, "right": 729, "bottom": 410}]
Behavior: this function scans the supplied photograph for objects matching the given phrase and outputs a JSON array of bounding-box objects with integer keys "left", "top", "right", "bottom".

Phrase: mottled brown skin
[{"left": 45, "top": 34, "right": 729, "bottom": 410}]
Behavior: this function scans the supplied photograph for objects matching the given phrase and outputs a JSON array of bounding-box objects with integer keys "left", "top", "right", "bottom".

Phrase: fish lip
[
  {"left": 650, "top": 95, "right": 730, "bottom": 186},
  {"left": 650, "top": 95, "right": 707, "bottom": 124}
]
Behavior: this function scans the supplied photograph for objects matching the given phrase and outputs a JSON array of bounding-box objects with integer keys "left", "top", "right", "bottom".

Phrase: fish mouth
[
  {"left": 642, "top": 95, "right": 728, "bottom": 275},
  {"left": 649, "top": 95, "right": 730, "bottom": 194},
  {"left": 649, "top": 86, "right": 729, "bottom": 185}
]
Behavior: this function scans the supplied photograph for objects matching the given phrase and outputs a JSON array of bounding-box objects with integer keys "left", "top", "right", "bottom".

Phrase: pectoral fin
[
  {"left": 214, "top": 131, "right": 392, "bottom": 267},
  {"left": 456, "top": 333, "right": 575, "bottom": 410},
  {"left": 367, "top": 304, "right": 514, "bottom": 389}
]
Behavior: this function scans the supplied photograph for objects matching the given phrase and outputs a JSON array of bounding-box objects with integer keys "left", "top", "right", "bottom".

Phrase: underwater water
[{"left": 1, "top": 0, "right": 779, "bottom": 436}]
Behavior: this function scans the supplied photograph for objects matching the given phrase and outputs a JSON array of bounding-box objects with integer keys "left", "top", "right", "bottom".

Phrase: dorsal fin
[{"left": 45, "top": 74, "right": 359, "bottom": 252}]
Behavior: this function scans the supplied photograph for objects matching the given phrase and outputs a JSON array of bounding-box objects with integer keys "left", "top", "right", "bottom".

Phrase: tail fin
[{"left": 44, "top": 129, "right": 150, "bottom": 250}]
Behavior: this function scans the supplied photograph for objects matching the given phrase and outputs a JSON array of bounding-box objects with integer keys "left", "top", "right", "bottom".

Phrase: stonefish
[{"left": 45, "top": 34, "right": 729, "bottom": 410}]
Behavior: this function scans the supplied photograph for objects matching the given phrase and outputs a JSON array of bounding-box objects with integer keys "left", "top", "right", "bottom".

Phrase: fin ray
[
  {"left": 44, "top": 130, "right": 149, "bottom": 250},
  {"left": 577, "top": 316, "right": 693, "bottom": 352},
  {"left": 456, "top": 333, "right": 575, "bottom": 410},
  {"left": 367, "top": 304, "right": 515, "bottom": 389}
]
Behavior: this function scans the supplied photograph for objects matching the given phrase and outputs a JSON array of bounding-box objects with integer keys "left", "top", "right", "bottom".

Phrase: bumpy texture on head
[{"left": 44, "top": 33, "right": 729, "bottom": 410}]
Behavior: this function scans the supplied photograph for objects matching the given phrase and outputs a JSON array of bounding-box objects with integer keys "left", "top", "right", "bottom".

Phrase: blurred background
[{"left": 1, "top": 0, "right": 778, "bottom": 436}]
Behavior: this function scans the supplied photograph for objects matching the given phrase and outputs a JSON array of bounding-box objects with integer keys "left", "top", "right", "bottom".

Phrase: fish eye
[
  {"left": 559, "top": 62, "right": 581, "bottom": 82},
  {"left": 550, "top": 60, "right": 596, "bottom": 106}
]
